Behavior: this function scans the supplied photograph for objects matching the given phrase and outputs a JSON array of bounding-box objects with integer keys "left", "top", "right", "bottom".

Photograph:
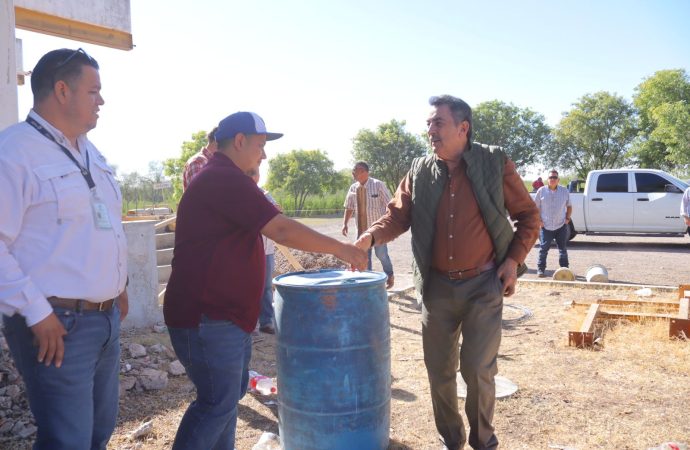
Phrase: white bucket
[
  {"left": 457, "top": 373, "right": 518, "bottom": 399},
  {"left": 553, "top": 267, "right": 575, "bottom": 281},
  {"left": 586, "top": 264, "right": 609, "bottom": 283}
]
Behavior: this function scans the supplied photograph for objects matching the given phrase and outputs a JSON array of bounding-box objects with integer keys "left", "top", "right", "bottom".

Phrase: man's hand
[
  {"left": 118, "top": 290, "right": 129, "bottom": 322},
  {"left": 497, "top": 257, "right": 519, "bottom": 297},
  {"left": 354, "top": 232, "right": 373, "bottom": 251},
  {"left": 684, "top": 216, "right": 690, "bottom": 227},
  {"left": 341, "top": 224, "right": 348, "bottom": 236},
  {"left": 336, "top": 243, "right": 368, "bottom": 271},
  {"left": 30, "top": 313, "right": 67, "bottom": 368}
]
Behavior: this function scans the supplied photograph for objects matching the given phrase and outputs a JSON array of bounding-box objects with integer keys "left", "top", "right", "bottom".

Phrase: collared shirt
[
  {"left": 182, "top": 146, "right": 214, "bottom": 191},
  {"left": 534, "top": 185, "right": 571, "bottom": 230},
  {"left": 344, "top": 177, "right": 392, "bottom": 232},
  {"left": 164, "top": 153, "right": 280, "bottom": 332},
  {"left": 0, "top": 110, "right": 128, "bottom": 326},
  {"left": 369, "top": 157, "right": 540, "bottom": 271},
  {"left": 681, "top": 187, "right": 690, "bottom": 218}
]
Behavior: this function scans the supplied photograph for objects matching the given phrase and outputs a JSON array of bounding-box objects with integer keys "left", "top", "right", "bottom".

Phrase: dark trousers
[
  {"left": 537, "top": 224, "right": 569, "bottom": 271},
  {"left": 422, "top": 270, "right": 502, "bottom": 450}
]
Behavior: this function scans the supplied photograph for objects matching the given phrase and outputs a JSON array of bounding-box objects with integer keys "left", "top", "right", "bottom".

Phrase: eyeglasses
[
  {"left": 54, "top": 48, "right": 95, "bottom": 71},
  {"left": 548, "top": 176, "right": 559, "bottom": 180}
]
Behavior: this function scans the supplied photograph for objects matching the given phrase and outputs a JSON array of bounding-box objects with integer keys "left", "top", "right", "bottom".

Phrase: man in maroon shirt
[
  {"left": 355, "top": 96, "right": 539, "bottom": 450},
  {"left": 164, "top": 111, "right": 367, "bottom": 450}
]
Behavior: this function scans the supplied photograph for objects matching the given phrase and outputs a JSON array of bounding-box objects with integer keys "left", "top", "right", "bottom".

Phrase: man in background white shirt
[{"left": 0, "top": 48, "right": 128, "bottom": 449}]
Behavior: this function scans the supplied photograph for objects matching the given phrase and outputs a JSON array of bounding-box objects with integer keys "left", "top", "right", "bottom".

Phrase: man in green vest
[{"left": 355, "top": 95, "right": 539, "bottom": 450}]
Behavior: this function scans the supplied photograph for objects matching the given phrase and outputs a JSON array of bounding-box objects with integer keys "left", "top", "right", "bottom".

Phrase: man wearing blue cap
[{"left": 164, "top": 111, "right": 368, "bottom": 450}]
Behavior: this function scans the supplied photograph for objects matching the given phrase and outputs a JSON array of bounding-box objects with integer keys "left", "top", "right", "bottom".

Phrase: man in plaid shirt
[
  {"left": 182, "top": 127, "right": 218, "bottom": 191},
  {"left": 342, "top": 161, "right": 395, "bottom": 288}
]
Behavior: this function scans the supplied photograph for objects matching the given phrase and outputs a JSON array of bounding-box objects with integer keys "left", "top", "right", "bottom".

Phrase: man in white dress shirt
[{"left": 0, "top": 48, "right": 128, "bottom": 449}]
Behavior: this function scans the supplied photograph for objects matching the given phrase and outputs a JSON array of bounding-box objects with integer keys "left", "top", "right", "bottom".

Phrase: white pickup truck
[{"left": 533, "top": 169, "right": 689, "bottom": 240}]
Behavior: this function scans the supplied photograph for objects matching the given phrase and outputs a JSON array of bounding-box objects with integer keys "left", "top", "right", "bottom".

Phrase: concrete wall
[
  {"left": 1, "top": 3, "right": 18, "bottom": 129},
  {"left": 15, "top": 0, "right": 132, "bottom": 33},
  {"left": 123, "top": 220, "right": 162, "bottom": 329}
]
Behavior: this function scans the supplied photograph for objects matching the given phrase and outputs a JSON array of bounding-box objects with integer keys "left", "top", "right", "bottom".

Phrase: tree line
[{"left": 117, "top": 68, "right": 690, "bottom": 214}]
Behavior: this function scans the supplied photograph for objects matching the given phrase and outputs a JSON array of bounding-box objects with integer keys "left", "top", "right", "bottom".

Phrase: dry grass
[{"left": 11, "top": 283, "right": 689, "bottom": 450}]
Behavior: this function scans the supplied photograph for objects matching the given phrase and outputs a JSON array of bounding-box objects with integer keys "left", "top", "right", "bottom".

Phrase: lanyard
[{"left": 26, "top": 116, "right": 96, "bottom": 190}]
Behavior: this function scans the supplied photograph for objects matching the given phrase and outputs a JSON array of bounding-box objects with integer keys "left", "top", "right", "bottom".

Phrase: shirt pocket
[
  {"left": 33, "top": 162, "right": 91, "bottom": 220},
  {"left": 91, "top": 156, "right": 121, "bottom": 201}
]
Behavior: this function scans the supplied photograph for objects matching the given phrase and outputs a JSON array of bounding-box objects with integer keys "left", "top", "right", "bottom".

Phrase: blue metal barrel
[{"left": 273, "top": 269, "right": 390, "bottom": 450}]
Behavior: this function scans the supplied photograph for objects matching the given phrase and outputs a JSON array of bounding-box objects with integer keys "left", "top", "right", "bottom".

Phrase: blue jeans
[
  {"left": 168, "top": 317, "right": 252, "bottom": 450},
  {"left": 367, "top": 244, "right": 394, "bottom": 277},
  {"left": 3, "top": 305, "right": 121, "bottom": 450},
  {"left": 538, "top": 224, "right": 569, "bottom": 271},
  {"left": 259, "top": 253, "right": 275, "bottom": 327}
]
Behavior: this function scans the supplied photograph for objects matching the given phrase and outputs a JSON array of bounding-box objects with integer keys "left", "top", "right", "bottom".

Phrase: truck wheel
[{"left": 568, "top": 222, "right": 577, "bottom": 241}]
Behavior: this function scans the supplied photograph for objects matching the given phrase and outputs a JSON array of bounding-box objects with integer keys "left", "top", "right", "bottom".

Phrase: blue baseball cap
[{"left": 215, "top": 111, "right": 283, "bottom": 141}]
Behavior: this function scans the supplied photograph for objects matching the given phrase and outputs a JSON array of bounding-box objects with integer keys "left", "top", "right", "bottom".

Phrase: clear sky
[{"left": 15, "top": 0, "right": 690, "bottom": 179}]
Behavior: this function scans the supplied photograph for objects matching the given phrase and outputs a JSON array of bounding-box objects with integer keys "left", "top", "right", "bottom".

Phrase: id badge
[{"left": 91, "top": 199, "right": 113, "bottom": 229}]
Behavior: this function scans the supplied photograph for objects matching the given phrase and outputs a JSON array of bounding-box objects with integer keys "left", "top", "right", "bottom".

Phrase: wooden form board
[
  {"left": 569, "top": 288, "right": 690, "bottom": 348},
  {"left": 275, "top": 244, "right": 304, "bottom": 271},
  {"left": 14, "top": 0, "right": 133, "bottom": 50}
]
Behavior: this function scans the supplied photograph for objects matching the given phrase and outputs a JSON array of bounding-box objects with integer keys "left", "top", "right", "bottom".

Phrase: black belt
[
  {"left": 47, "top": 297, "right": 116, "bottom": 312},
  {"left": 435, "top": 261, "right": 496, "bottom": 281}
]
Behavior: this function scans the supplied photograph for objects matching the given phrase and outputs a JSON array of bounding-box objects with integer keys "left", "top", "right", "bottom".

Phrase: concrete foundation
[{"left": 123, "top": 220, "right": 162, "bottom": 329}]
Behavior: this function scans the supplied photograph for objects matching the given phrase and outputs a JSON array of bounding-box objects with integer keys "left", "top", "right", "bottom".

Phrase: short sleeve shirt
[{"left": 163, "top": 153, "right": 280, "bottom": 331}]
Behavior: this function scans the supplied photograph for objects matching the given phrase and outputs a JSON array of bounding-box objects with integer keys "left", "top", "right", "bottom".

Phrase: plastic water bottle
[
  {"left": 251, "top": 431, "right": 281, "bottom": 450},
  {"left": 248, "top": 370, "right": 277, "bottom": 395}
]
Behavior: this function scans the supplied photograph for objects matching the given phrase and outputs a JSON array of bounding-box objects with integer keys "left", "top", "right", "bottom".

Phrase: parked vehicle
[{"left": 532, "top": 169, "right": 689, "bottom": 240}]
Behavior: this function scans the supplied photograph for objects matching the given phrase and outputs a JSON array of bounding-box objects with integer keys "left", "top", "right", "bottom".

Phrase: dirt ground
[{"left": 105, "top": 283, "right": 689, "bottom": 450}]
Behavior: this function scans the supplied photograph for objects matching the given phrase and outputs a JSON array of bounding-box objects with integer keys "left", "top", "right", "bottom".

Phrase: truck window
[
  {"left": 635, "top": 173, "right": 670, "bottom": 193},
  {"left": 596, "top": 173, "right": 628, "bottom": 193}
]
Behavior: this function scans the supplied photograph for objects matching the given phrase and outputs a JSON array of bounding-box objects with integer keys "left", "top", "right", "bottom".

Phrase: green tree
[
  {"left": 351, "top": 119, "right": 427, "bottom": 193},
  {"left": 163, "top": 131, "right": 207, "bottom": 204},
  {"left": 549, "top": 92, "right": 637, "bottom": 178},
  {"left": 473, "top": 100, "right": 552, "bottom": 170},
  {"left": 632, "top": 69, "right": 690, "bottom": 169},
  {"left": 266, "top": 149, "right": 338, "bottom": 215}
]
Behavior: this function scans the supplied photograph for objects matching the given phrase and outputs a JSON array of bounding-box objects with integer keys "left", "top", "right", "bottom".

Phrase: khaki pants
[{"left": 422, "top": 269, "right": 503, "bottom": 450}]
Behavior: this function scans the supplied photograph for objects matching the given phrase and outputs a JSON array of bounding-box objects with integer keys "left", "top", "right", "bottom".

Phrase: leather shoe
[
  {"left": 259, "top": 324, "right": 275, "bottom": 335},
  {"left": 386, "top": 274, "right": 395, "bottom": 289}
]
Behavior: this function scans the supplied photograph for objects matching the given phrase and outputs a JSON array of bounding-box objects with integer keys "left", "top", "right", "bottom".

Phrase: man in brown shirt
[{"left": 355, "top": 95, "right": 539, "bottom": 450}]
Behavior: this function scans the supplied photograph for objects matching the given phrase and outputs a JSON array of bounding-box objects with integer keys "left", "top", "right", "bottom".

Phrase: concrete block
[
  {"left": 155, "top": 232, "right": 175, "bottom": 250},
  {"left": 123, "top": 220, "right": 162, "bottom": 329},
  {"left": 158, "top": 265, "right": 171, "bottom": 284},
  {"left": 156, "top": 248, "right": 173, "bottom": 266}
]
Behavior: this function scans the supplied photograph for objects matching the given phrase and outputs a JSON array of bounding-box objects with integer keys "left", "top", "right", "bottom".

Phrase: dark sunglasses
[
  {"left": 548, "top": 176, "right": 559, "bottom": 180},
  {"left": 54, "top": 48, "right": 95, "bottom": 71}
]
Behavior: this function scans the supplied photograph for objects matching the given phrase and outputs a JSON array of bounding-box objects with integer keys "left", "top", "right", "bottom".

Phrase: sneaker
[
  {"left": 537, "top": 270, "right": 546, "bottom": 278},
  {"left": 386, "top": 275, "right": 395, "bottom": 289},
  {"left": 259, "top": 324, "right": 276, "bottom": 335}
]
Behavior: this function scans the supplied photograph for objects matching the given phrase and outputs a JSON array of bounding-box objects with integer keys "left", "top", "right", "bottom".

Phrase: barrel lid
[{"left": 273, "top": 269, "right": 386, "bottom": 287}]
